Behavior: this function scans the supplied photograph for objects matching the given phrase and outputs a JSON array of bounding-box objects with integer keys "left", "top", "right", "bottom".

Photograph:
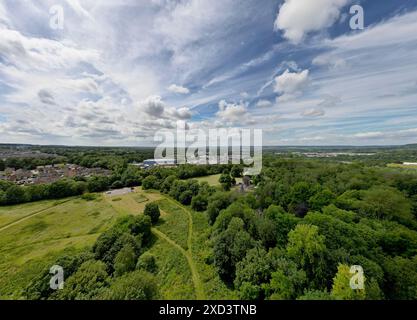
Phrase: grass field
[
  {"left": 0, "top": 195, "right": 119, "bottom": 298},
  {"left": 189, "top": 174, "right": 222, "bottom": 186},
  {"left": 0, "top": 187, "right": 233, "bottom": 300}
]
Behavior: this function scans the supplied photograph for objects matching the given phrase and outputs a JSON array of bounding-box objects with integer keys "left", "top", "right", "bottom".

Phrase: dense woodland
[{"left": 14, "top": 146, "right": 417, "bottom": 300}]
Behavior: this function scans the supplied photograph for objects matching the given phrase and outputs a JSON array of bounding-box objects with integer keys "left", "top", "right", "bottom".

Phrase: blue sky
[{"left": 1, "top": 0, "right": 417, "bottom": 146}]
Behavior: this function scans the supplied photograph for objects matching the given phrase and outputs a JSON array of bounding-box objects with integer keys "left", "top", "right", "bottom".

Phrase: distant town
[{"left": 0, "top": 164, "right": 111, "bottom": 186}]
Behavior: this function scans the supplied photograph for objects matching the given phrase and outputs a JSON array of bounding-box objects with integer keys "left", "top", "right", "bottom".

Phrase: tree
[
  {"left": 56, "top": 260, "right": 109, "bottom": 300},
  {"left": 264, "top": 205, "right": 300, "bottom": 247},
  {"left": 136, "top": 252, "right": 158, "bottom": 274},
  {"left": 212, "top": 217, "right": 256, "bottom": 281},
  {"left": 26, "top": 251, "right": 94, "bottom": 300},
  {"left": 264, "top": 258, "right": 307, "bottom": 300},
  {"left": 114, "top": 244, "right": 137, "bottom": 276},
  {"left": 358, "top": 186, "right": 413, "bottom": 224},
  {"left": 308, "top": 188, "right": 335, "bottom": 211},
  {"left": 383, "top": 256, "right": 417, "bottom": 300},
  {"left": 179, "top": 190, "right": 193, "bottom": 205},
  {"left": 235, "top": 248, "right": 275, "bottom": 299},
  {"left": 286, "top": 224, "right": 327, "bottom": 287},
  {"left": 5, "top": 185, "right": 27, "bottom": 204},
  {"left": 160, "top": 175, "right": 177, "bottom": 194},
  {"left": 255, "top": 217, "right": 278, "bottom": 248},
  {"left": 219, "top": 173, "right": 234, "bottom": 191},
  {"left": 142, "top": 175, "right": 158, "bottom": 190},
  {"left": 0, "top": 159, "right": 5, "bottom": 171},
  {"left": 130, "top": 215, "right": 152, "bottom": 244},
  {"left": 144, "top": 202, "right": 160, "bottom": 224},
  {"left": 206, "top": 192, "right": 231, "bottom": 224},
  {"left": 87, "top": 176, "right": 110, "bottom": 192},
  {"left": 191, "top": 193, "right": 208, "bottom": 211},
  {"left": 99, "top": 270, "right": 159, "bottom": 300},
  {"left": 331, "top": 264, "right": 366, "bottom": 300},
  {"left": 230, "top": 165, "right": 243, "bottom": 178},
  {"left": 297, "top": 290, "right": 333, "bottom": 300}
]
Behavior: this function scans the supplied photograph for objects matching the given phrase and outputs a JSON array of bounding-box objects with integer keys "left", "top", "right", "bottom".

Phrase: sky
[{"left": 1, "top": 0, "right": 417, "bottom": 146}]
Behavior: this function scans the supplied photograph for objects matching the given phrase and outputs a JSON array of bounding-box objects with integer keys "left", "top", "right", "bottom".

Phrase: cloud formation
[
  {"left": 274, "top": 0, "right": 350, "bottom": 43},
  {"left": 274, "top": 69, "right": 310, "bottom": 102},
  {"left": 168, "top": 84, "right": 190, "bottom": 94}
]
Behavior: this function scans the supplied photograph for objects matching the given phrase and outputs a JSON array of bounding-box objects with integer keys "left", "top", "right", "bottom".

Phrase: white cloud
[
  {"left": 217, "top": 100, "right": 249, "bottom": 123},
  {"left": 274, "top": 0, "right": 350, "bottom": 43},
  {"left": 38, "top": 89, "right": 56, "bottom": 105},
  {"left": 274, "top": 69, "right": 309, "bottom": 102},
  {"left": 301, "top": 108, "right": 325, "bottom": 117},
  {"left": 139, "top": 95, "right": 166, "bottom": 117},
  {"left": 167, "top": 106, "right": 192, "bottom": 120},
  {"left": 168, "top": 84, "right": 190, "bottom": 94},
  {"left": 256, "top": 99, "right": 272, "bottom": 108}
]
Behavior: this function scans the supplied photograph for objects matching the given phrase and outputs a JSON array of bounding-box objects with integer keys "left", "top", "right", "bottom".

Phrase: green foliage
[
  {"left": 212, "top": 218, "right": 256, "bottom": 281},
  {"left": 191, "top": 193, "right": 208, "bottom": 211},
  {"left": 219, "top": 173, "right": 234, "bottom": 191},
  {"left": 25, "top": 251, "right": 94, "bottom": 300},
  {"left": 383, "top": 256, "right": 417, "bottom": 300},
  {"left": 56, "top": 260, "right": 109, "bottom": 300},
  {"left": 230, "top": 165, "right": 243, "bottom": 178},
  {"left": 235, "top": 248, "right": 279, "bottom": 299},
  {"left": 81, "top": 193, "right": 98, "bottom": 201},
  {"left": 178, "top": 190, "right": 193, "bottom": 205},
  {"left": 206, "top": 192, "right": 232, "bottom": 225},
  {"left": 264, "top": 205, "right": 300, "bottom": 247},
  {"left": 5, "top": 185, "right": 28, "bottom": 204},
  {"left": 331, "top": 264, "right": 366, "bottom": 300},
  {"left": 297, "top": 290, "right": 333, "bottom": 300},
  {"left": 264, "top": 258, "right": 307, "bottom": 300},
  {"left": 286, "top": 224, "right": 327, "bottom": 287},
  {"left": 99, "top": 270, "right": 159, "bottom": 300},
  {"left": 114, "top": 244, "right": 137, "bottom": 276},
  {"left": 308, "top": 188, "right": 335, "bottom": 211},
  {"left": 144, "top": 202, "right": 160, "bottom": 224},
  {"left": 142, "top": 175, "right": 158, "bottom": 190},
  {"left": 136, "top": 252, "right": 158, "bottom": 274}
]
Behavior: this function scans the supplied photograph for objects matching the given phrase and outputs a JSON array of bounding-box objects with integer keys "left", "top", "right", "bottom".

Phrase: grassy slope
[
  {"left": 0, "top": 187, "right": 234, "bottom": 300},
  {"left": 0, "top": 196, "right": 120, "bottom": 298}
]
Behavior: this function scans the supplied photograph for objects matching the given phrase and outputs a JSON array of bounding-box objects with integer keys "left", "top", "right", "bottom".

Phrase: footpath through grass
[{"left": 0, "top": 187, "right": 234, "bottom": 299}]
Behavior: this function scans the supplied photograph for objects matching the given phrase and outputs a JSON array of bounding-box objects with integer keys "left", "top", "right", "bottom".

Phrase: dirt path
[{"left": 106, "top": 190, "right": 206, "bottom": 300}]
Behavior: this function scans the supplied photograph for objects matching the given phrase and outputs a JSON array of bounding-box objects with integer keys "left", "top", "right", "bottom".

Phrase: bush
[
  {"left": 191, "top": 193, "right": 208, "bottom": 211},
  {"left": 99, "top": 270, "right": 159, "bottom": 300},
  {"left": 81, "top": 193, "right": 98, "bottom": 201},
  {"left": 114, "top": 244, "right": 137, "bottom": 276},
  {"left": 142, "top": 176, "right": 158, "bottom": 190},
  {"left": 136, "top": 252, "right": 158, "bottom": 273},
  {"left": 179, "top": 190, "right": 193, "bottom": 205},
  {"left": 144, "top": 202, "right": 160, "bottom": 224}
]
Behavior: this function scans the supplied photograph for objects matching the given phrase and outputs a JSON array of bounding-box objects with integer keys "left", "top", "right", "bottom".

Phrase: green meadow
[{"left": 0, "top": 188, "right": 233, "bottom": 300}]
